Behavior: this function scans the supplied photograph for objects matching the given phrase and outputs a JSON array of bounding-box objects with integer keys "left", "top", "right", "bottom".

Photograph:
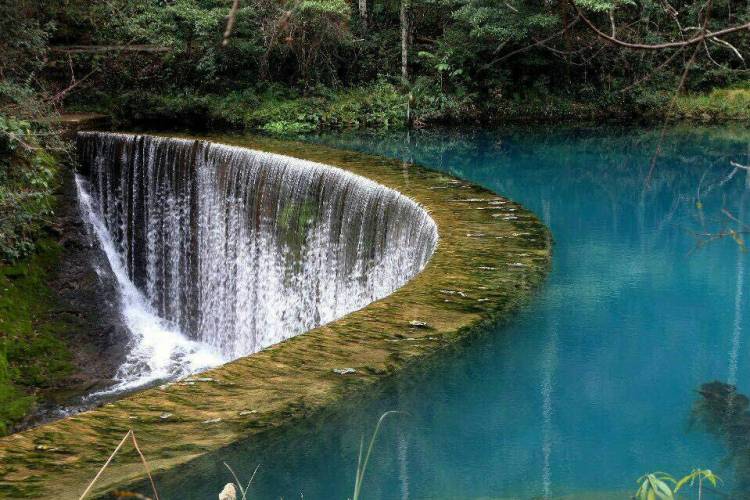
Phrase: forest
[{"left": 2, "top": 0, "right": 750, "bottom": 133}]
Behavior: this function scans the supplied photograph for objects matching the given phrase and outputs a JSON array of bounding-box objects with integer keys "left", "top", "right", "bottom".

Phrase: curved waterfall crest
[{"left": 76, "top": 131, "right": 438, "bottom": 391}]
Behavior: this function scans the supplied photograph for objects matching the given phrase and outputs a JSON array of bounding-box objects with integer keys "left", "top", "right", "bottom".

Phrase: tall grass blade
[
  {"left": 351, "top": 411, "right": 400, "bottom": 500},
  {"left": 79, "top": 429, "right": 160, "bottom": 500}
]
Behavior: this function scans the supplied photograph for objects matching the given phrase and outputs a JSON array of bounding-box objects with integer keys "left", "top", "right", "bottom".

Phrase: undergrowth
[{"left": 0, "top": 116, "right": 59, "bottom": 262}]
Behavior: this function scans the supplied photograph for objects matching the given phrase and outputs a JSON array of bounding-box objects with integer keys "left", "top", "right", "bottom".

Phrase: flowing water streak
[
  {"left": 74, "top": 174, "right": 224, "bottom": 394},
  {"left": 76, "top": 132, "right": 438, "bottom": 391}
]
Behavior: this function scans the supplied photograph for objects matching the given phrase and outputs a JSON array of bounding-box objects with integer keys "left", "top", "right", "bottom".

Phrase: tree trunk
[
  {"left": 358, "top": 0, "right": 368, "bottom": 31},
  {"left": 400, "top": 0, "right": 411, "bottom": 82}
]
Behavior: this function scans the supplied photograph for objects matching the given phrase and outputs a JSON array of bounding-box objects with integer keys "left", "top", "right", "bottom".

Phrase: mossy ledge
[{"left": 0, "top": 133, "right": 552, "bottom": 499}]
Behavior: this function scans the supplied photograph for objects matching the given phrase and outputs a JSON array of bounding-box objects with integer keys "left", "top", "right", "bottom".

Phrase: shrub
[{"left": 0, "top": 115, "right": 58, "bottom": 262}]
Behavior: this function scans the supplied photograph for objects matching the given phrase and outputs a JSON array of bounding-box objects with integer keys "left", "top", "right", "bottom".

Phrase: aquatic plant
[
  {"left": 79, "top": 411, "right": 401, "bottom": 498},
  {"left": 674, "top": 469, "right": 721, "bottom": 500},
  {"left": 634, "top": 472, "right": 676, "bottom": 500},
  {"left": 221, "top": 462, "right": 260, "bottom": 500},
  {"left": 634, "top": 469, "right": 724, "bottom": 500}
]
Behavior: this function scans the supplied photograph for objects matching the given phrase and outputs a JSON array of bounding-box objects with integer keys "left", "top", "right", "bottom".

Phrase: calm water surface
[{"left": 148, "top": 125, "right": 750, "bottom": 499}]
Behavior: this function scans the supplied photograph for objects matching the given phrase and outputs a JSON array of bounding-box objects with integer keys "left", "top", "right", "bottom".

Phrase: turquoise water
[{"left": 145, "top": 125, "right": 750, "bottom": 499}]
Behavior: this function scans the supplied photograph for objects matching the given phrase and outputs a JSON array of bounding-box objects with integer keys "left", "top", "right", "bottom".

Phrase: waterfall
[{"left": 76, "top": 132, "right": 438, "bottom": 392}]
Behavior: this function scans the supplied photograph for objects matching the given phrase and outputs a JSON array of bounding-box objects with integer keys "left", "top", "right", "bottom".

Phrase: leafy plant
[
  {"left": 675, "top": 469, "right": 722, "bottom": 500},
  {"left": 635, "top": 472, "right": 676, "bottom": 500},
  {"left": 0, "top": 115, "right": 60, "bottom": 262},
  {"left": 635, "top": 468, "right": 724, "bottom": 499}
]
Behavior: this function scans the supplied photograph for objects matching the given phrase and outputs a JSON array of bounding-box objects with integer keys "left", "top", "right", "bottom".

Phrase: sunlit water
[{"left": 137, "top": 125, "right": 750, "bottom": 499}]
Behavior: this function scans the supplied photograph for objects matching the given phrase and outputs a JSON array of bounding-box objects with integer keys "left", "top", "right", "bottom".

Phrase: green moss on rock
[{"left": 0, "top": 239, "right": 75, "bottom": 435}]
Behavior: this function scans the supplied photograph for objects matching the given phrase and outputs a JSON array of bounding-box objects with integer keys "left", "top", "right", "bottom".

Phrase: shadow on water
[{"left": 692, "top": 382, "right": 750, "bottom": 498}]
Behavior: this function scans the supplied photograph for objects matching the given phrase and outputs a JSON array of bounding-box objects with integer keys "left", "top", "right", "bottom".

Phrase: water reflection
[
  {"left": 692, "top": 381, "right": 750, "bottom": 496},
  {"left": 540, "top": 202, "right": 557, "bottom": 500},
  {"left": 134, "top": 125, "right": 750, "bottom": 499}
]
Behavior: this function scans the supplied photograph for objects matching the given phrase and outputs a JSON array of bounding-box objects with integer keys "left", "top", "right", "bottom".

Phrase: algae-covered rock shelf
[{"left": 0, "top": 134, "right": 551, "bottom": 499}]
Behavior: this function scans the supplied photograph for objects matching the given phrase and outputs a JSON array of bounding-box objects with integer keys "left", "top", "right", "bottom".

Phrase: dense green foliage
[
  {"left": 1, "top": 0, "right": 747, "bottom": 133},
  {"left": 0, "top": 117, "right": 59, "bottom": 262}
]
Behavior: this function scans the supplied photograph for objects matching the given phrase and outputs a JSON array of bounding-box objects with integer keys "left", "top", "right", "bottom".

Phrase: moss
[{"left": 0, "top": 239, "right": 75, "bottom": 435}]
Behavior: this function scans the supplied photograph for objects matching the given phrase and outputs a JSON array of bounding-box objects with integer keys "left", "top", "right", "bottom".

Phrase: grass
[{"left": 674, "top": 87, "right": 750, "bottom": 121}]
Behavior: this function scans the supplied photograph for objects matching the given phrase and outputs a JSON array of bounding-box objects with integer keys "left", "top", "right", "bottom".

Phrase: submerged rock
[
  {"left": 408, "top": 320, "right": 431, "bottom": 328},
  {"left": 332, "top": 368, "right": 357, "bottom": 375}
]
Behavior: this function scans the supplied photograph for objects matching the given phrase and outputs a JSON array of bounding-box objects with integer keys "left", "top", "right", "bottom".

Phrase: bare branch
[
  {"left": 574, "top": 5, "right": 750, "bottom": 51},
  {"left": 712, "top": 37, "right": 745, "bottom": 61},
  {"left": 44, "top": 68, "right": 97, "bottom": 104},
  {"left": 223, "top": 0, "right": 242, "bottom": 47}
]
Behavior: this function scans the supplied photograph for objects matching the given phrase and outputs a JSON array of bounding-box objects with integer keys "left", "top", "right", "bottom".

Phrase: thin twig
[
  {"left": 78, "top": 430, "right": 160, "bottom": 500},
  {"left": 643, "top": 0, "right": 715, "bottom": 189},
  {"left": 130, "top": 432, "right": 160, "bottom": 500}
]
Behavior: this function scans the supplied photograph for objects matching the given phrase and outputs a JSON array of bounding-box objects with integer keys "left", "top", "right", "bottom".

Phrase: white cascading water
[
  {"left": 76, "top": 132, "right": 438, "bottom": 393},
  {"left": 75, "top": 174, "right": 224, "bottom": 395}
]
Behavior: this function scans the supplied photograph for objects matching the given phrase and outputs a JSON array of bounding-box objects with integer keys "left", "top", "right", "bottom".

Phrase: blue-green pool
[{"left": 147, "top": 125, "right": 750, "bottom": 499}]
